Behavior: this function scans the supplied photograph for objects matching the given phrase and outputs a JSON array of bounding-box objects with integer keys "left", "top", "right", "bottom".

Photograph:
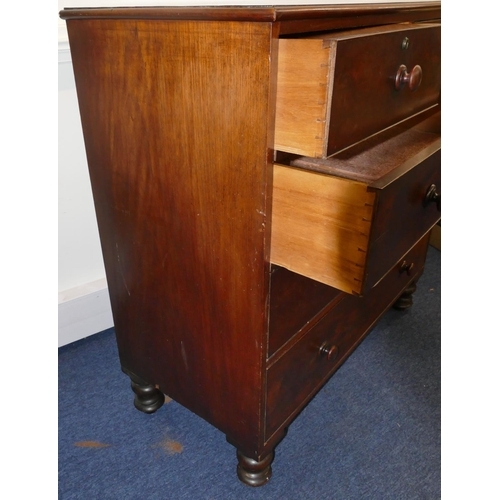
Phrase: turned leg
[
  {"left": 129, "top": 373, "right": 165, "bottom": 414},
  {"left": 393, "top": 280, "right": 417, "bottom": 311},
  {"left": 236, "top": 449, "right": 274, "bottom": 487}
]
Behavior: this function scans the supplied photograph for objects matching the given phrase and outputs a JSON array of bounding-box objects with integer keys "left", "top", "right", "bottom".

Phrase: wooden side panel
[
  {"left": 66, "top": 19, "right": 274, "bottom": 452},
  {"left": 274, "top": 39, "right": 332, "bottom": 157},
  {"left": 270, "top": 164, "right": 375, "bottom": 294}
]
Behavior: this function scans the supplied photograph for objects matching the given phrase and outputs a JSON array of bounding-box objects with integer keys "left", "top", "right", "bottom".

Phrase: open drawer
[
  {"left": 270, "top": 112, "right": 441, "bottom": 296},
  {"left": 274, "top": 23, "right": 441, "bottom": 157}
]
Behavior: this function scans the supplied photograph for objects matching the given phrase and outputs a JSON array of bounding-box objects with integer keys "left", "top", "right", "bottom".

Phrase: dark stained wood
[
  {"left": 275, "top": 2, "right": 440, "bottom": 20},
  {"left": 60, "top": 3, "right": 441, "bottom": 28},
  {"left": 365, "top": 148, "right": 441, "bottom": 290},
  {"left": 291, "top": 109, "right": 440, "bottom": 183},
  {"left": 268, "top": 266, "right": 343, "bottom": 358},
  {"left": 127, "top": 369, "right": 165, "bottom": 414},
  {"left": 286, "top": 110, "right": 441, "bottom": 295},
  {"left": 324, "top": 23, "right": 440, "bottom": 155},
  {"left": 59, "top": 3, "right": 442, "bottom": 37},
  {"left": 274, "top": 24, "right": 440, "bottom": 158},
  {"left": 393, "top": 280, "right": 419, "bottom": 310},
  {"left": 236, "top": 449, "right": 275, "bottom": 487},
  {"left": 60, "top": 6, "right": 278, "bottom": 22},
  {"left": 66, "top": 18, "right": 275, "bottom": 454},
  {"left": 61, "top": 3, "right": 441, "bottom": 485},
  {"left": 265, "top": 233, "right": 430, "bottom": 441}
]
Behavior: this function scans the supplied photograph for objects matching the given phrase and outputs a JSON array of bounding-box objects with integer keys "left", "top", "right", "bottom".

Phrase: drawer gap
[
  {"left": 290, "top": 109, "right": 440, "bottom": 185},
  {"left": 268, "top": 265, "right": 343, "bottom": 359}
]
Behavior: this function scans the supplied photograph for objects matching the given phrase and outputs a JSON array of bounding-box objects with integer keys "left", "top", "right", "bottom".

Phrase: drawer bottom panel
[{"left": 265, "top": 233, "right": 430, "bottom": 441}]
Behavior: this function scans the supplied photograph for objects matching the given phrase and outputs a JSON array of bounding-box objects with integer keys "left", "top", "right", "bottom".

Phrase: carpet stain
[
  {"left": 154, "top": 438, "right": 184, "bottom": 455},
  {"left": 166, "top": 440, "right": 183, "bottom": 454},
  {"left": 74, "top": 441, "right": 111, "bottom": 448}
]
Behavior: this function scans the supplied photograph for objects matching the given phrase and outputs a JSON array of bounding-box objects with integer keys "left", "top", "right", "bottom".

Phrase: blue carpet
[{"left": 59, "top": 247, "right": 440, "bottom": 499}]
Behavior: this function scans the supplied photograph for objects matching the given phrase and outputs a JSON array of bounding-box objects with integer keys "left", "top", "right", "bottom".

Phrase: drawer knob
[
  {"left": 319, "top": 343, "right": 339, "bottom": 361},
  {"left": 394, "top": 64, "right": 422, "bottom": 91},
  {"left": 399, "top": 260, "right": 414, "bottom": 276},
  {"left": 424, "top": 184, "right": 441, "bottom": 211}
]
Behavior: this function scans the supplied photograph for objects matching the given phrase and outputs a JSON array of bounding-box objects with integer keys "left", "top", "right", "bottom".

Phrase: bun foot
[
  {"left": 129, "top": 374, "right": 165, "bottom": 414},
  {"left": 236, "top": 449, "right": 274, "bottom": 487},
  {"left": 393, "top": 280, "right": 417, "bottom": 311}
]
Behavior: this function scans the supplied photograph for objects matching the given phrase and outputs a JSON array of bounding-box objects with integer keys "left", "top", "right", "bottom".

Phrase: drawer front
[
  {"left": 364, "top": 148, "right": 441, "bottom": 290},
  {"left": 265, "top": 234, "right": 430, "bottom": 441},
  {"left": 268, "top": 265, "right": 343, "bottom": 359},
  {"left": 275, "top": 23, "right": 441, "bottom": 158},
  {"left": 327, "top": 23, "right": 441, "bottom": 155}
]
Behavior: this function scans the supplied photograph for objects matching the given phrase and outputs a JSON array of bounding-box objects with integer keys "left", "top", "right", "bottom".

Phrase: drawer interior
[
  {"left": 270, "top": 111, "right": 441, "bottom": 296},
  {"left": 271, "top": 163, "right": 375, "bottom": 294}
]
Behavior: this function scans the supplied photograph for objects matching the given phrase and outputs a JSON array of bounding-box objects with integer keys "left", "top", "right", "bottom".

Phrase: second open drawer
[{"left": 270, "top": 113, "right": 441, "bottom": 296}]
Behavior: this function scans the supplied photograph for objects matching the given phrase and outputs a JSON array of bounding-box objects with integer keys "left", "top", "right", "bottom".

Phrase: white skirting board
[{"left": 58, "top": 278, "right": 114, "bottom": 347}]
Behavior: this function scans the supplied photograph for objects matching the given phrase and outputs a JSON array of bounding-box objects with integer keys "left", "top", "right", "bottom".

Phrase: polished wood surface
[
  {"left": 268, "top": 265, "right": 343, "bottom": 358},
  {"left": 61, "top": 2, "right": 441, "bottom": 486},
  {"left": 60, "top": 2, "right": 441, "bottom": 23},
  {"left": 271, "top": 110, "right": 440, "bottom": 295},
  {"left": 291, "top": 109, "right": 440, "bottom": 183},
  {"left": 366, "top": 147, "right": 440, "bottom": 290},
  {"left": 266, "top": 233, "right": 430, "bottom": 440},
  {"left": 324, "top": 23, "right": 440, "bottom": 155},
  {"left": 275, "top": 23, "right": 440, "bottom": 156},
  {"left": 60, "top": 3, "right": 442, "bottom": 37},
  {"left": 67, "top": 18, "right": 275, "bottom": 453}
]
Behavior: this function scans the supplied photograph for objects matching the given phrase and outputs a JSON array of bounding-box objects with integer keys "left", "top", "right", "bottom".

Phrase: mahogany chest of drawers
[{"left": 60, "top": 2, "right": 441, "bottom": 487}]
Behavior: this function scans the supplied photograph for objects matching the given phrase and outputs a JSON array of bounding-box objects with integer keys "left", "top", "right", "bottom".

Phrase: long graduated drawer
[
  {"left": 270, "top": 112, "right": 441, "bottom": 296},
  {"left": 266, "top": 232, "right": 430, "bottom": 440},
  {"left": 274, "top": 23, "right": 441, "bottom": 157}
]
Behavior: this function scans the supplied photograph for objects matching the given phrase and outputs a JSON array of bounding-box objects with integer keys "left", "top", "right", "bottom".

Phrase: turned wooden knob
[
  {"left": 319, "top": 343, "right": 339, "bottom": 361},
  {"left": 395, "top": 64, "right": 422, "bottom": 91},
  {"left": 399, "top": 260, "right": 414, "bottom": 276},
  {"left": 424, "top": 183, "right": 441, "bottom": 211}
]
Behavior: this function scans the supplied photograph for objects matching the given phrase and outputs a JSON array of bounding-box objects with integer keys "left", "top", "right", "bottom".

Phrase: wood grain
[
  {"left": 67, "top": 18, "right": 275, "bottom": 455},
  {"left": 274, "top": 23, "right": 440, "bottom": 157},
  {"left": 266, "top": 233, "right": 430, "bottom": 441},
  {"left": 271, "top": 111, "right": 440, "bottom": 296},
  {"left": 274, "top": 39, "right": 333, "bottom": 157},
  {"left": 366, "top": 147, "right": 441, "bottom": 289},
  {"left": 270, "top": 164, "right": 375, "bottom": 294},
  {"left": 268, "top": 265, "right": 342, "bottom": 358},
  {"left": 60, "top": 2, "right": 441, "bottom": 36},
  {"left": 61, "top": 2, "right": 441, "bottom": 481}
]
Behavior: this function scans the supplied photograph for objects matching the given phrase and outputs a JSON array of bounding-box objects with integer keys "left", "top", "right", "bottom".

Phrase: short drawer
[
  {"left": 270, "top": 116, "right": 441, "bottom": 296},
  {"left": 265, "top": 233, "right": 430, "bottom": 440},
  {"left": 274, "top": 23, "right": 441, "bottom": 157}
]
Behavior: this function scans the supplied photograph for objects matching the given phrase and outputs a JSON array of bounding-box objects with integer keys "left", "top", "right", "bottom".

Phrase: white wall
[
  {"left": 58, "top": 0, "right": 436, "bottom": 346},
  {"left": 58, "top": 23, "right": 113, "bottom": 346}
]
